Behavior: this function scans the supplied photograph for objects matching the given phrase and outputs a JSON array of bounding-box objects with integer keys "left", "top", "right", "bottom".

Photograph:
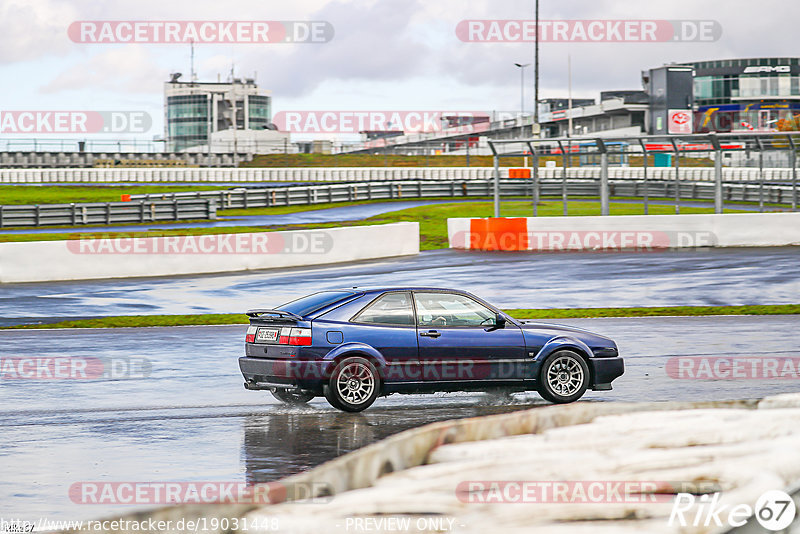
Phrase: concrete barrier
[
  {"left": 448, "top": 212, "right": 800, "bottom": 251},
  {"left": 0, "top": 222, "right": 418, "bottom": 283},
  {"left": 0, "top": 166, "right": 797, "bottom": 183}
]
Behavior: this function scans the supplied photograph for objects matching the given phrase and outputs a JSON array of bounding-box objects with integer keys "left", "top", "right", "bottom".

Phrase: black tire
[
  {"left": 537, "top": 350, "right": 590, "bottom": 404},
  {"left": 324, "top": 356, "right": 380, "bottom": 412},
  {"left": 271, "top": 389, "right": 316, "bottom": 405}
]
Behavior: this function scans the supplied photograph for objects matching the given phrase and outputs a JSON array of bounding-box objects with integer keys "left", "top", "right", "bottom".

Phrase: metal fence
[
  {"left": 4, "top": 176, "right": 796, "bottom": 229},
  {"left": 489, "top": 132, "right": 800, "bottom": 216},
  {"left": 129, "top": 179, "right": 797, "bottom": 212},
  {"left": 0, "top": 198, "right": 216, "bottom": 228}
]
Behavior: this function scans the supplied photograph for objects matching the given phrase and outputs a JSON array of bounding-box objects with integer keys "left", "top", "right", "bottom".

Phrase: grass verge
[
  {"left": 0, "top": 198, "right": 758, "bottom": 248},
  {"left": 0, "top": 185, "right": 226, "bottom": 205},
  {"left": 5, "top": 305, "right": 798, "bottom": 329}
]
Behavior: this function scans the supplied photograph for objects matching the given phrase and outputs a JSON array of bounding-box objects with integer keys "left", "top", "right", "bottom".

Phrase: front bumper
[
  {"left": 588, "top": 357, "right": 625, "bottom": 391},
  {"left": 238, "top": 357, "right": 329, "bottom": 392}
]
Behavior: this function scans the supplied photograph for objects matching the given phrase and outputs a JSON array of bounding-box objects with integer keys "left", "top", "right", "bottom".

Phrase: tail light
[
  {"left": 288, "top": 328, "right": 312, "bottom": 346},
  {"left": 246, "top": 325, "right": 312, "bottom": 346},
  {"left": 245, "top": 325, "right": 257, "bottom": 343}
]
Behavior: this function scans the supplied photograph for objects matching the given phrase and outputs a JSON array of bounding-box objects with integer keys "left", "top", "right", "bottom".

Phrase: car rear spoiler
[{"left": 245, "top": 309, "right": 303, "bottom": 321}]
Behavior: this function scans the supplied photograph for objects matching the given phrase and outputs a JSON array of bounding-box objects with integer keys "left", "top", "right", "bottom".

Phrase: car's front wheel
[
  {"left": 324, "top": 356, "right": 380, "bottom": 412},
  {"left": 538, "top": 350, "right": 590, "bottom": 404},
  {"left": 271, "top": 389, "right": 315, "bottom": 405}
]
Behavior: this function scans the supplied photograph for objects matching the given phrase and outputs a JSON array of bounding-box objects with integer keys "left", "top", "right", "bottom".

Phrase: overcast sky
[{"left": 0, "top": 0, "right": 796, "bottom": 139}]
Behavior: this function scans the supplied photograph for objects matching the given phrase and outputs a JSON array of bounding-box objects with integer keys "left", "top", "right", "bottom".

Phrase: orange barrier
[
  {"left": 468, "top": 218, "right": 529, "bottom": 251},
  {"left": 508, "top": 168, "right": 531, "bottom": 179}
]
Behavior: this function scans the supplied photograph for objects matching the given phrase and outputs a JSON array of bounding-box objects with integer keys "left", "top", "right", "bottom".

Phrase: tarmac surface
[
  {"left": 1, "top": 246, "right": 798, "bottom": 326},
  {"left": 2, "top": 315, "right": 799, "bottom": 521}
]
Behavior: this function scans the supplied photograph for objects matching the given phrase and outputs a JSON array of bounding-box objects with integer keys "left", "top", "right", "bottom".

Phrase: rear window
[
  {"left": 278, "top": 290, "right": 356, "bottom": 316},
  {"left": 352, "top": 291, "right": 414, "bottom": 326}
]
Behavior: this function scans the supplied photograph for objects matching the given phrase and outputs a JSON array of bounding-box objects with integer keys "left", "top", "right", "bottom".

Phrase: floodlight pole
[{"left": 534, "top": 0, "right": 539, "bottom": 126}]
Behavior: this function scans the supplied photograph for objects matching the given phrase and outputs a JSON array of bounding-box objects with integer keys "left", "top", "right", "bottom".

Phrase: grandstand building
[{"left": 164, "top": 76, "right": 272, "bottom": 151}]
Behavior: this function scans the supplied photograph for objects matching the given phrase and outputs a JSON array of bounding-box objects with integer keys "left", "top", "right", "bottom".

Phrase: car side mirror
[{"left": 486, "top": 313, "right": 506, "bottom": 331}]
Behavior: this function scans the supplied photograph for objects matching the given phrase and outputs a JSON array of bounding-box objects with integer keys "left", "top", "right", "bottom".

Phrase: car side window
[
  {"left": 352, "top": 292, "right": 415, "bottom": 326},
  {"left": 414, "top": 292, "right": 495, "bottom": 327}
]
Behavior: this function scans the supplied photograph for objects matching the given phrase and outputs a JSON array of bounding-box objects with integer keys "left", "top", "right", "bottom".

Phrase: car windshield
[{"left": 278, "top": 290, "right": 356, "bottom": 316}]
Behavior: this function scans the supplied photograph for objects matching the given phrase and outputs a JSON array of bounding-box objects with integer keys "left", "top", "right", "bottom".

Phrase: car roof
[{"left": 334, "top": 286, "right": 466, "bottom": 294}]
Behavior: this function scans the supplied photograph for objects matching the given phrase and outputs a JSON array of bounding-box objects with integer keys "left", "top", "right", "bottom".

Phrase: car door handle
[{"left": 420, "top": 330, "right": 441, "bottom": 338}]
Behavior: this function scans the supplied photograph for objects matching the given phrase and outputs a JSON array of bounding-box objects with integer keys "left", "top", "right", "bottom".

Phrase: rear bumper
[
  {"left": 588, "top": 357, "right": 625, "bottom": 390},
  {"left": 238, "top": 357, "right": 328, "bottom": 392}
]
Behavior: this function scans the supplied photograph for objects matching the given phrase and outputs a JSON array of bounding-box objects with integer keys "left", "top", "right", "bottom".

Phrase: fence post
[
  {"left": 493, "top": 152, "right": 500, "bottom": 217},
  {"left": 791, "top": 138, "right": 798, "bottom": 212},
  {"left": 557, "top": 140, "right": 568, "bottom": 216},
  {"left": 529, "top": 141, "right": 539, "bottom": 217},
  {"left": 0, "top": 205, "right": 4, "bottom": 229},
  {"left": 709, "top": 134, "right": 723, "bottom": 214},
  {"left": 670, "top": 139, "right": 680, "bottom": 214},
  {"left": 638, "top": 139, "right": 649, "bottom": 215},
  {"left": 757, "top": 138, "right": 764, "bottom": 213},
  {"left": 713, "top": 150, "right": 723, "bottom": 213},
  {"left": 598, "top": 139, "right": 609, "bottom": 216}
]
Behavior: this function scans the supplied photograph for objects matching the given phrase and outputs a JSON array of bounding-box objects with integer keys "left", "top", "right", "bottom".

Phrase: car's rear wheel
[
  {"left": 538, "top": 350, "right": 590, "bottom": 404},
  {"left": 324, "top": 356, "right": 380, "bottom": 412},
  {"left": 271, "top": 389, "right": 316, "bottom": 405}
]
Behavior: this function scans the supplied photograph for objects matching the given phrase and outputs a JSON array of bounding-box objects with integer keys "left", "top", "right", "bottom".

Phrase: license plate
[{"left": 256, "top": 328, "right": 279, "bottom": 343}]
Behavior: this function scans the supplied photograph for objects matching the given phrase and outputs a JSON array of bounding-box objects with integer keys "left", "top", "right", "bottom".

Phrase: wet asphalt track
[
  {"left": 0, "top": 199, "right": 472, "bottom": 235},
  {"left": 2, "top": 315, "right": 800, "bottom": 521},
  {"left": 2, "top": 200, "right": 799, "bottom": 521},
  {"left": 2, "top": 246, "right": 799, "bottom": 326}
]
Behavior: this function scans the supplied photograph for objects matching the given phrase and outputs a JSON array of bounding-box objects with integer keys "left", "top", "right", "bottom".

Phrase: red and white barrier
[{"left": 448, "top": 213, "right": 800, "bottom": 252}]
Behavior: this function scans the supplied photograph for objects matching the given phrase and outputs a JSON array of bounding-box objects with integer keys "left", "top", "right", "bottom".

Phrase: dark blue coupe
[{"left": 239, "top": 287, "right": 624, "bottom": 412}]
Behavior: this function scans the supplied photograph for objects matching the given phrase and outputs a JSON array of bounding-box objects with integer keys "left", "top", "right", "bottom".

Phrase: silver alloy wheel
[
  {"left": 546, "top": 355, "right": 585, "bottom": 397},
  {"left": 336, "top": 361, "right": 375, "bottom": 405}
]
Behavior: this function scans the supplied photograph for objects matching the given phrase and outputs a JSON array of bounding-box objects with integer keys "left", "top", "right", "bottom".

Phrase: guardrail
[
  {"left": 130, "top": 179, "right": 798, "bottom": 211},
  {"left": 4, "top": 178, "right": 795, "bottom": 229},
  {"left": 0, "top": 198, "right": 216, "bottom": 228}
]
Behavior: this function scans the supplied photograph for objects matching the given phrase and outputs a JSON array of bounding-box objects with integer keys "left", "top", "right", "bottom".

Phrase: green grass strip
[
  {"left": 506, "top": 304, "right": 800, "bottom": 319},
  {"left": 5, "top": 305, "right": 798, "bottom": 330}
]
